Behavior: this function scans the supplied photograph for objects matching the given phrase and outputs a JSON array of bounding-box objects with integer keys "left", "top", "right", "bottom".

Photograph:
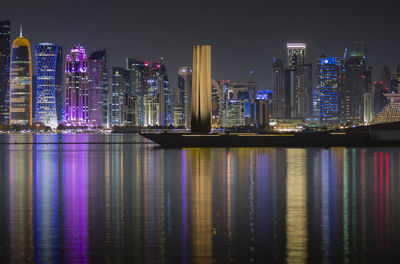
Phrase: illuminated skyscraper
[
  {"left": 111, "top": 67, "right": 130, "bottom": 126},
  {"left": 9, "top": 28, "right": 32, "bottom": 126},
  {"left": 177, "top": 66, "right": 192, "bottom": 127},
  {"left": 287, "top": 43, "right": 306, "bottom": 70},
  {"left": 64, "top": 45, "right": 88, "bottom": 126},
  {"left": 272, "top": 58, "right": 284, "bottom": 118},
  {"left": 88, "top": 49, "right": 108, "bottom": 127},
  {"left": 0, "top": 20, "right": 10, "bottom": 125},
  {"left": 295, "top": 63, "right": 313, "bottom": 117},
  {"left": 319, "top": 57, "right": 342, "bottom": 125},
  {"left": 341, "top": 52, "right": 366, "bottom": 124},
  {"left": 34, "top": 43, "right": 62, "bottom": 128},
  {"left": 191, "top": 45, "right": 211, "bottom": 133}
]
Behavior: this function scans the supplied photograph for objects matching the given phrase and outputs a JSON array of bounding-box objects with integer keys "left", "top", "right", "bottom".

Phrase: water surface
[{"left": 0, "top": 134, "right": 399, "bottom": 263}]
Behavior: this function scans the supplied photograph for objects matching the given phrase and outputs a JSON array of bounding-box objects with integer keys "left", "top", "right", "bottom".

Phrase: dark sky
[{"left": 2, "top": 0, "right": 400, "bottom": 89}]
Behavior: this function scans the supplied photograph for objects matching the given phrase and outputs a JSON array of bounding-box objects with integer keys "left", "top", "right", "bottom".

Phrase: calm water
[{"left": 0, "top": 134, "right": 400, "bottom": 263}]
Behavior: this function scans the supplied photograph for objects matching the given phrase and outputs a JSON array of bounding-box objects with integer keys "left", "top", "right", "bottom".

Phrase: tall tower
[
  {"left": 9, "top": 27, "right": 32, "bottom": 126},
  {"left": 272, "top": 58, "right": 284, "bottom": 118},
  {"left": 287, "top": 43, "right": 306, "bottom": 70},
  {"left": 319, "top": 57, "right": 342, "bottom": 125},
  {"left": 64, "top": 45, "right": 88, "bottom": 126},
  {"left": 342, "top": 52, "right": 366, "bottom": 124},
  {"left": 191, "top": 45, "right": 211, "bottom": 133},
  {"left": 34, "top": 43, "right": 62, "bottom": 128},
  {"left": 177, "top": 66, "right": 192, "bottom": 127},
  {"left": 0, "top": 20, "right": 10, "bottom": 125},
  {"left": 88, "top": 49, "right": 108, "bottom": 127}
]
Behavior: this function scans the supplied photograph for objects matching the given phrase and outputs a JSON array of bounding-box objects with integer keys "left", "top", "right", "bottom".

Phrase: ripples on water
[{"left": 0, "top": 134, "right": 400, "bottom": 263}]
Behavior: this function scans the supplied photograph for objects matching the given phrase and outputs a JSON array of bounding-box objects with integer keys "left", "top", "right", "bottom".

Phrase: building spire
[{"left": 19, "top": 24, "right": 23, "bottom": 37}]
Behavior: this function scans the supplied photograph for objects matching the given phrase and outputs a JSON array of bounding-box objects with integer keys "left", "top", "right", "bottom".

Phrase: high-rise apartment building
[
  {"left": 319, "top": 57, "right": 342, "bottom": 125},
  {"left": 64, "top": 45, "right": 88, "bottom": 126},
  {"left": 34, "top": 43, "right": 62, "bottom": 128},
  {"left": 287, "top": 43, "right": 306, "bottom": 70},
  {"left": 9, "top": 29, "right": 32, "bottom": 126},
  {"left": 0, "top": 20, "right": 10, "bottom": 125},
  {"left": 88, "top": 49, "right": 108, "bottom": 127},
  {"left": 272, "top": 58, "right": 284, "bottom": 118}
]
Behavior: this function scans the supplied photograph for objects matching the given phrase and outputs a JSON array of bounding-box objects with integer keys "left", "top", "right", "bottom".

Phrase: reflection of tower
[
  {"left": 191, "top": 149, "right": 212, "bottom": 262},
  {"left": 9, "top": 27, "right": 32, "bottom": 126},
  {"left": 191, "top": 45, "right": 211, "bottom": 133},
  {"left": 286, "top": 149, "right": 308, "bottom": 263},
  {"left": 34, "top": 43, "right": 62, "bottom": 128}
]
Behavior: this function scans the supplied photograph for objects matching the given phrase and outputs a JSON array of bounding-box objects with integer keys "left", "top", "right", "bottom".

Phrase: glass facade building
[
  {"left": 9, "top": 31, "right": 32, "bottom": 126},
  {"left": 88, "top": 49, "right": 108, "bottom": 127},
  {"left": 64, "top": 45, "right": 88, "bottom": 126},
  {"left": 319, "top": 57, "right": 342, "bottom": 125},
  {"left": 34, "top": 43, "right": 62, "bottom": 128},
  {"left": 0, "top": 20, "right": 10, "bottom": 125}
]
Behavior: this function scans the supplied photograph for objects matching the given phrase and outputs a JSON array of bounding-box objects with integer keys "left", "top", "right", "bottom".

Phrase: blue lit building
[
  {"left": 34, "top": 43, "right": 62, "bottom": 128},
  {"left": 255, "top": 90, "right": 272, "bottom": 128},
  {"left": 319, "top": 57, "right": 342, "bottom": 125}
]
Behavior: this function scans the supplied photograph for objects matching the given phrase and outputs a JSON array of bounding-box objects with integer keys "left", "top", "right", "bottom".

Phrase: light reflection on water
[{"left": 0, "top": 134, "right": 400, "bottom": 263}]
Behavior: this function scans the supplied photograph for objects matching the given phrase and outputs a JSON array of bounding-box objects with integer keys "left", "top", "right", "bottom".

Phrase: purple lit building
[{"left": 64, "top": 45, "right": 88, "bottom": 126}]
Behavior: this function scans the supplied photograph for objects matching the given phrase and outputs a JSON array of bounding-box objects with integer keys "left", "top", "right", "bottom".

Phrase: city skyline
[{"left": 1, "top": 0, "right": 400, "bottom": 90}]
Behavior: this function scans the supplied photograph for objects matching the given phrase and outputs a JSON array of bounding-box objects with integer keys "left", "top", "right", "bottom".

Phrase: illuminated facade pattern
[
  {"left": 191, "top": 45, "right": 211, "bottom": 133},
  {"left": 287, "top": 43, "right": 306, "bottom": 70},
  {"left": 34, "top": 43, "right": 62, "bottom": 128},
  {"left": 319, "top": 57, "right": 342, "bottom": 125},
  {"left": 64, "top": 45, "right": 88, "bottom": 126},
  {"left": 88, "top": 50, "right": 108, "bottom": 127},
  {"left": 371, "top": 93, "right": 400, "bottom": 124},
  {"left": 177, "top": 66, "right": 192, "bottom": 127},
  {"left": 0, "top": 20, "right": 10, "bottom": 124},
  {"left": 9, "top": 31, "right": 32, "bottom": 126}
]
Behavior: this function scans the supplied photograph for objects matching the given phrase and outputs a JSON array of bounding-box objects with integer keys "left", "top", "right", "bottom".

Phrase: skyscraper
[
  {"left": 341, "top": 52, "right": 366, "bottom": 124},
  {"left": 64, "top": 45, "right": 88, "bottom": 126},
  {"left": 319, "top": 57, "right": 342, "bottom": 125},
  {"left": 295, "top": 63, "right": 313, "bottom": 117},
  {"left": 0, "top": 20, "right": 10, "bottom": 125},
  {"left": 9, "top": 28, "right": 32, "bottom": 126},
  {"left": 287, "top": 43, "right": 306, "bottom": 70},
  {"left": 177, "top": 66, "right": 192, "bottom": 127},
  {"left": 111, "top": 67, "right": 130, "bottom": 126},
  {"left": 272, "top": 58, "right": 284, "bottom": 118},
  {"left": 88, "top": 49, "right": 108, "bottom": 127},
  {"left": 191, "top": 45, "right": 211, "bottom": 133},
  {"left": 34, "top": 43, "right": 62, "bottom": 128}
]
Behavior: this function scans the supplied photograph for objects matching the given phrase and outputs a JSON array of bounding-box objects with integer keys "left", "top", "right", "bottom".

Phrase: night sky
[{"left": 1, "top": 0, "right": 400, "bottom": 89}]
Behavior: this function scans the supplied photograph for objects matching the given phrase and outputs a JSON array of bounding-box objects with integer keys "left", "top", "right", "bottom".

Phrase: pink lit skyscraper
[{"left": 64, "top": 45, "right": 88, "bottom": 125}]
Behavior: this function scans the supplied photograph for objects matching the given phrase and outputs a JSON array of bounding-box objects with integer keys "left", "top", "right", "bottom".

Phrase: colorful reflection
[{"left": 0, "top": 134, "right": 399, "bottom": 262}]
